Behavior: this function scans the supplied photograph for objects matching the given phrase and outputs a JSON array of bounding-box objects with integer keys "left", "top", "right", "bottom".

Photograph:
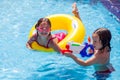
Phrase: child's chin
[{"left": 41, "top": 33, "right": 49, "bottom": 36}]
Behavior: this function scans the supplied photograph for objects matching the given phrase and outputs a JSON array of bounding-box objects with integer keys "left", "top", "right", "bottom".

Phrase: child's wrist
[
  {"left": 73, "top": 12, "right": 79, "bottom": 16},
  {"left": 75, "top": 12, "right": 79, "bottom": 15}
]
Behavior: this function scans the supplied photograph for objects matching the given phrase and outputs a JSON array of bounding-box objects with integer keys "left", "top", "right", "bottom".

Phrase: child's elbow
[
  {"left": 79, "top": 62, "right": 91, "bottom": 66},
  {"left": 82, "top": 64, "right": 89, "bottom": 66}
]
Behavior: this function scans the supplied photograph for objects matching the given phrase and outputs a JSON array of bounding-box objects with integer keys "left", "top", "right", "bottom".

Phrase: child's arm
[
  {"left": 49, "top": 39, "right": 62, "bottom": 53},
  {"left": 72, "top": 2, "right": 81, "bottom": 21},
  {"left": 64, "top": 53, "right": 98, "bottom": 66},
  {"left": 26, "top": 35, "right": 36, "bottom": 49}
]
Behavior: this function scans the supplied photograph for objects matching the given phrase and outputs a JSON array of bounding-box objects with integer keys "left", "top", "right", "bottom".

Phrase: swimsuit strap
[{"left": 46, "top": 36, "right": 56, "bottom": 48}]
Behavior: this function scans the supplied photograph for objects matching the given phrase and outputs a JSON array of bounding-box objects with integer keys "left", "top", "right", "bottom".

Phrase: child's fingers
[
  {"left": 72, "top": 3, "right": 78, "bottom": 12},
  {"left": 72, "top": 3, "right": 76, "bottom": 9}
]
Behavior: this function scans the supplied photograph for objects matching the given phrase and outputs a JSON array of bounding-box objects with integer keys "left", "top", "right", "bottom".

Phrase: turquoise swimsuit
[
  {"left": 94, "top": 63, "right": 110, "bottom": 72},
  {"left": 93, "top": 63, "right": 115, "bottom": 79}
]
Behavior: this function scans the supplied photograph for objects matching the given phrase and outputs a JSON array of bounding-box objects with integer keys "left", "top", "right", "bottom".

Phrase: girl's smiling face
[
  {"left": 37, "top": 21, "right": 51, "bottom": 36},
  {"left": 92, "top": 33, "right": 103, "bottom": 50}
]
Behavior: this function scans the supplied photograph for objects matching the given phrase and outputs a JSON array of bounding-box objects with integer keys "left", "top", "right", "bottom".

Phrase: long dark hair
[
  {"left": 35, "top": 18, "right": 51, "bottom": 29},
  {"left": 93, "top": 28, "right": 112, "bottom": 51}
]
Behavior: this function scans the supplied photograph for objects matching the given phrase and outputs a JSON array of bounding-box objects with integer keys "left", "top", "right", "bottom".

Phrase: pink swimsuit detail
[
  {"left": 46, "top": 32, "right": 66, "bottom": 48},
  {"left": 54, "top": 32, "right": 66, "bottom": 43}
]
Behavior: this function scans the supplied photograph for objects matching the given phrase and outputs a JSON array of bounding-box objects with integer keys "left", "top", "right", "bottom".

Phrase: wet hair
[
  {"left": 93, "top": 28, "right": 112, "bottom": 51},
  {"left": 35, "top": 18, "right": 51, "bottom": 29}
]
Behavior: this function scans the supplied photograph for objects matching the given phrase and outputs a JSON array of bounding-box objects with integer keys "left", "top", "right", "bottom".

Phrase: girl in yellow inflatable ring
[
  {"left": 26, "top": 18, "right": 66, "bottom": 53},
  {"left": 26, "top": 2, "right": 85, "bottom": 53}
]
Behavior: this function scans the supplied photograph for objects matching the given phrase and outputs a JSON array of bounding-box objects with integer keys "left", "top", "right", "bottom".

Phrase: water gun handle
[{"left": 61, "top": 44, "right": 73, "bottom": 55}]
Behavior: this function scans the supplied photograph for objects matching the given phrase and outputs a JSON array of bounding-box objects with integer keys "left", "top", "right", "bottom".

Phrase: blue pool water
[{"left": 0, "top": 0, "right": 120, "bottom": 80}]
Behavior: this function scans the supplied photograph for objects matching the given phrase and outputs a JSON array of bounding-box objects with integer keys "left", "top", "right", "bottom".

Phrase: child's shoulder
[{"left": 29, "top": 33, "right": 37, "bottom": 42}]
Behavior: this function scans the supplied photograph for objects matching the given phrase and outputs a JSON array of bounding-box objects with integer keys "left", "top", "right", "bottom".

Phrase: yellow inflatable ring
[{"left": 28, "top": 14, "right": 86, "bottom": 52}]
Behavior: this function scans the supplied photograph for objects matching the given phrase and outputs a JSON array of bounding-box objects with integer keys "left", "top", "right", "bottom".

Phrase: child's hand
[
  {"left": 88, "top": 48, "right": 94, "bottom": 54},
  {"left": 72, "top": 2, "right": 81, "bottom": 20},
  {"left": 26, "top": 43, "right": 32, "bottom": 49},
  {"left": 72, "top": 2, "right": 78, "bottom": 15},
  {"left": 61, "top": 44, "right": 73, "bottom": 55}
]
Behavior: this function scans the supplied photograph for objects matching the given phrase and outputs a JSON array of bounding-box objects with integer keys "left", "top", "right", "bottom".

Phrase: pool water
[{"left": 0, "top": 0, "right": 120, "bottom": 80}]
